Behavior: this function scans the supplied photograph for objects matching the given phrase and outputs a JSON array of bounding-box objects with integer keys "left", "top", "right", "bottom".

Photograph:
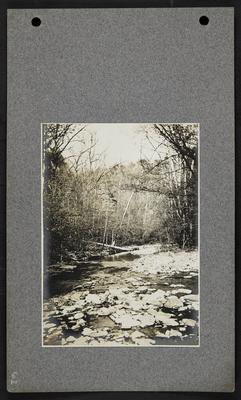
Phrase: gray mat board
[{"left": 7, "top": 8, "right": 234, "bottom": 392}]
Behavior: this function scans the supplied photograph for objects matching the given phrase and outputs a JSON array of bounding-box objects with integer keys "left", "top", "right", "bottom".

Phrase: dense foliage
[{"left": 43, "top": 123, "right": 198, "bottom": 264}]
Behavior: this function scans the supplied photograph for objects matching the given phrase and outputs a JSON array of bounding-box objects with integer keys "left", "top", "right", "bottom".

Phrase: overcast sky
[{"left": 65, "top": 123, "right": 157, "bottom": 166}]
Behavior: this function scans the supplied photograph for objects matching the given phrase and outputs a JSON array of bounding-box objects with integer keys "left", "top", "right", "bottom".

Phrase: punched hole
[
  {"left": 199, "top": 16, "right": 209, "bottom": 26},
  {"left": 31, "top": 17, "right": 41, "bottom": 27}
]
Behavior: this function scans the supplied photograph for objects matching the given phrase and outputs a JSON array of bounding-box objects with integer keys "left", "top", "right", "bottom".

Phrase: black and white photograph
[{"left": 42, "top": 123, "right": 199, "bottom": 347}]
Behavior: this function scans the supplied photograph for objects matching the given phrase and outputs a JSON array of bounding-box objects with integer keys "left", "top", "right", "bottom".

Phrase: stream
[{"left": 43, "top": 244, "right": 199, "bottom": 346}]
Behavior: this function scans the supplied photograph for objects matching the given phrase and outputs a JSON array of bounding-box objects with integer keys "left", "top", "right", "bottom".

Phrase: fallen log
[{"left": 85, "top": 241, "right": 137, "bottom": 252}]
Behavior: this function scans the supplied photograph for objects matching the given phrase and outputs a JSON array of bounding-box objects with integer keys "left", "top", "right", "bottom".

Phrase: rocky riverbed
[{"left": 43, "top": 245, "right": 199, "bottom": 346}]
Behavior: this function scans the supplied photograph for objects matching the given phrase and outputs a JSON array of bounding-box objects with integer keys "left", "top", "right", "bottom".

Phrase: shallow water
[
  {"left": 43, "top": 246, "right": 199, "bottom": 346},
  {"left": 44, "top": 262, "right": 100, "bottom": 298}
]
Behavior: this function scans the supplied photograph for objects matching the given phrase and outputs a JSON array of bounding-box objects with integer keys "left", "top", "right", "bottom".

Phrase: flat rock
[
  {"left": 160, "top": 317, "right": 179, "bottom": 327},
  {"left": 61, "top": 265, "right": 76, "bottom": 271},
  {"left": 82, "top": 328, "right": 94, "bottom": 336},
  {"left": 114, "top": 314, "right": 139, "bottom": 329},
  {"left": 86, "top": 308, "right": 98, "bottom": 316},
  {"left": 97, "top": 307, "right": 114, "bottom": 316},
  {"left": 75, "top": 300, "right": 86, "bottom": 308},
  {"left": 71, "top": 337, "right": 90, "bottom": 345},
  {"left": 142, "top": 289, "right": 166, "bottom": 305},
  {"left": 48, "top": 327, "right": 59, "bottom": 334},
  {"left": 138, "top": 314, "right": 155, "bottom": 328},
  {"left": 62, "top": 305, "right": 77, "bottom": 315},
  {"left": 178, "top": 306, "right": 189, "bottom": 312},
  {"left": 93, "top": 329, "right": 109, "bottom": 338},
  {"left": 126, "top": 300, "right": 145, "bottom": 311},
  {"left": 155, "top": 331, "right": 166, "bottom": 338},
  {"left": 188, "top": 303, "right": 199, "bottom": 311},
  {"left": 165, "top": 329, "right": 182, "bottom": 337},
  {"left": 131, "top": 330, "right": 146, "bottom": 340},
  {"left": 164, "top": 296, "right": 183, "bottom": 309},
  {"left": 48, "top": 311, "right": 57, "bottom": 316},
  {"left": 44, "top": 331, "right": 62, "bottom": 344},
  {"left": 121, "top": 317, "right": 140, "bottom": 329},
  {"left": 71, "top": 319, "right": 86, "bottom": 331},
  {"left": 44, "top": 323, "right": 57, "bottom": 329},
  {"left": 170, "top": 284, "right": 185, "bottom": 288},
  {"left": 66, "top": 336, "right": 76, "bottom": 343},
  {"left": 171, "top": 288, "right": 192, "bottom": 295},
  {"left": 182, "top": 318, "right": 197, "bottom": 327},
  {"left": 70, "top": 293, "right": 82, "bottom": 301},
  {"left": 181, "top": 294, "right": 199, "bottom": 303},
  {"left": 85, "top": 293, "right": 103, "bottom": 305},
  {"left": 151, "top": 310, "right": 178, "bottom": 326},
  {"left": 74, "top": 312, "right": 84, "bottom": 320}
]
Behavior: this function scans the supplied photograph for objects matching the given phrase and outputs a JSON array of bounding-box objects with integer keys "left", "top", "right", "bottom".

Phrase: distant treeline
[{"left": 43, "top": 123, "right": 198, "bottom": 264}]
